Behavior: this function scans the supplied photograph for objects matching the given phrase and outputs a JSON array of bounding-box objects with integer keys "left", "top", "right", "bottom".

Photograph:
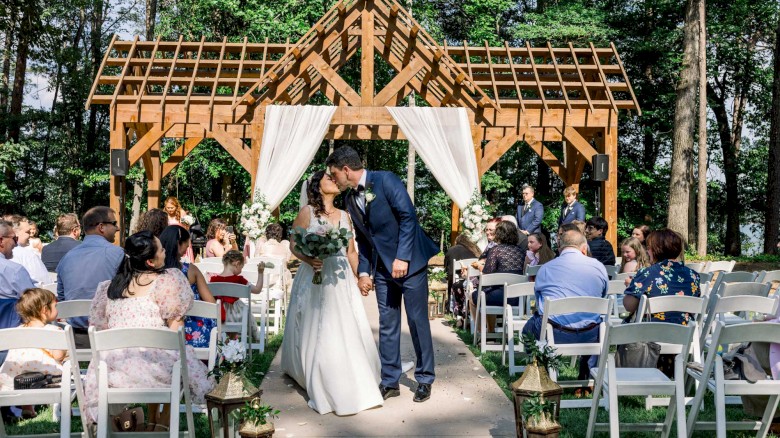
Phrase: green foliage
[
  {"left": 522, "top": 393, "right": 559, "bottom": 426},
  {"left": 520, "top": 332, "right": 564, "bottom": 373},
  {"left": 513, "top": 2, "right": 613, "bottom": 45},
  {"left": 231, "top": 399, "right": 279, "bottom": 426}
]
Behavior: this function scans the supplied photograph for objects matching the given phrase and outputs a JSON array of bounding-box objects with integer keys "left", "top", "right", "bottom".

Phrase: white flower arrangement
[
  {"left": 221, "top": 339, "right": 246, "bottom": 364},
  {"left": 460, "top": 190, "right": 492, "bottom": 243},
  {"left": 240, "top": 191, "right": 273, "bottom": 240},
  {"left": 180, "top": 214, "right": 195, "bottom": 226}
]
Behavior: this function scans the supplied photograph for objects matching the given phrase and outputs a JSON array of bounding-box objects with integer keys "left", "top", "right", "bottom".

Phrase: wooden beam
[
  {"left": 250, "top": 108, "right": 264, "bottom": 192},
  {"left": 361, "top": 8, "right": 374, "bottom": 106},
  {"left": 162, "top": 137, "right": 203, "bottom": 177},
  {"left": 309, "top": 53, "right": 362, "bottom": 106},
  {"left": 147, "top": 143, "right": 162, "bottom": 208},
  {"left": 526, "top": 138, "right": 565, "bottom": 180},
  {"left": 558, "top": 126, "right": 598, "bottom": 164},
  {"left": 204, "top": 123, "right": 252, "bottom": 172},
  {"left": 603, "top": 124, "right": 618, "bottom": 252},
  {"left": 128, "top": 123, "right": 174, "bottom": 165},
  {"left": 480, "top": 132, "right": 521, "bottom": 173},
  {"left": 373, "top": 57, "right": 424, "bottom": 106},
  {"left": 451, "top": 202, "right": 460, "bottom": 245}
]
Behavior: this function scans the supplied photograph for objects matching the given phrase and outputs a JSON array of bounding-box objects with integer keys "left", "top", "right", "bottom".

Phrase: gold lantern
[{"left": 511, "top": 360, "right": 563, "bottom": 438}]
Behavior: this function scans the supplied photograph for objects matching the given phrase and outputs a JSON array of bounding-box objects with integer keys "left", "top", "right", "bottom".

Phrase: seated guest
[
  {"left": 585, "top": 216, "right": 616, "bottom": 266},
  {"left": 444, "top": 233, "right": 481, "bottom": 326},
  {"left": 9, "top": 216, "right": 48, "bottom": 285},
  {"left": 524, "top": 233, "right": 555, "bottom": 273},
  {"left": 632, "top": 224, "right": 651, "bottom": 247},
  {"left": 558, "top": 186, "right": 586, "bottom": 226},
  {"left": 258, "top": 223, "right": 292, "bottom": 263},
  {"left": 619, "top": 237, "right": 649, "bottom": 274},
  {"left": 468, "top": 221, "right": 524, "bottom": 326},
  {"left": 474, "top": 218, "right": 501, "bottom": 271},
  {"left": 159, "top": 225, "right": 216, "bottom": 349},
  {"left": 0, "top": 220, "right": 36, "bottom": 298},
  {"left": 42, "top": 213, "right": 81, "bottom": 272},
  {"left": 522, "top": 229, "right": 608, "bottom": 389},
  {"left": 133, "top": 208, "right": 168, "bottom": 237},
  {"left": 82, "top": 231, "right": 214, "bottom": 428},
  {"left": 516, "top": 184, "right": 544, "bottom": 236},
  {"left": 205, "top": 218, "right": 238, "bottom": 258},
  {"left": 501, "top": 214, "right": 528, "bottom": 253},
  {"left": 209, "top": 250, "right": 266, "bottom": 340},
  {"left": 56, "top": 207, "right": 124, "bottom": 348}
]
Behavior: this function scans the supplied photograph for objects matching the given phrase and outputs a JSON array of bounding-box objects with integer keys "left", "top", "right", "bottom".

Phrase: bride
[{"left": 281, "top": 170, "right": 383, "bottom": 415}]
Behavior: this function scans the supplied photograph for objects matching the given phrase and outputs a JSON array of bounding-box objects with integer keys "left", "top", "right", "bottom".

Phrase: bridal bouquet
[
  {"left": 460, "top": 190, "right": 492, "bottom": 243},
  {"left": 240, "top": 191, "right": 273, "bottom": 240},
  {"left": 291, "top": 220, "right": 353, "bottom": 284}
]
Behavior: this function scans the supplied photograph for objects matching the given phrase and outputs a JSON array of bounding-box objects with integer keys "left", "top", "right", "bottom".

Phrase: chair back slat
[
  {"left": 452, "top": 258, "right": 478, "bottom": 279},
  {"left": 0, "top": 326, "right": 71, "bottom": 351},
  {"left": 613, "top": 272, "right": 632, "bottom": 282},
  {"left": 90, "top": 327, "right": 182, "bottom": 351},
  {"left": 605, "top": 321, "right": 696, "bottom": 347},
  {"left": 56, "top": 299, "right": 93, "bottom": 320},
  {"left": 757, "top": 270, "right": 780, "bottom": 284},
  {"left": 714, "top": 322, "right": 780, "bottom": 346},
  {"left": 524, "top": 265, "right": 541, "bottom": 277},
  {"left": 646, "top": 295, "right": 706, "bottom": 315},
  {"left": 207, "top": 282, "right": 251, "bottom": 299},
  {"left": 544, "top": 296, "right": 612, "bottom": 316},
  {"left": 685, "top": 262, "right": 705, "bottom": 272},
  {"left": 186, "top": 300, "right": 220, "bottom": 321},
  {"left": 720, "top": 282, "right": 770, "bottom": 298},
  {"left": 704, "top": 260, "right": 736, "bottom": 273},
  {"left": 479, "top": 273, "right": 527, "bottom": 288},
  {"left": 605, "top": 265, "right": 619, "bottom": 279},
  {"left": 605, "top": 279, "right": 626, "bottom": 296},
  {"left": 505, "top": 282, "right": 536, "bottom": 299},
  {"left": 713, "top": 295, "right": 779, "bottom": 316}
]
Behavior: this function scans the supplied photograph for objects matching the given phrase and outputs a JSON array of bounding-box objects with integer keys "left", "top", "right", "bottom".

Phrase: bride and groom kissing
[{"left": 280, "top": 146, "right": 439, "bottom": 416}]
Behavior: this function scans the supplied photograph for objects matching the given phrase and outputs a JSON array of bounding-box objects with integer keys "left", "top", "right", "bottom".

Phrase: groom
[{"left": 327, "top": 146, "right": 439, "bottom": 403}]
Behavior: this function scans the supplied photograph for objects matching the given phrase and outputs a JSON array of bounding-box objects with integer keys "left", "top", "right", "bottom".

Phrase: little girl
[
  {"left": 0, "top": 288, "right": 67, "bottom": 418},
  {"left": 620, "top": 237, "right": 649, "bottom": 273},
  {"left": 209, "top": 250, "right": 267, "bottom": 339}
]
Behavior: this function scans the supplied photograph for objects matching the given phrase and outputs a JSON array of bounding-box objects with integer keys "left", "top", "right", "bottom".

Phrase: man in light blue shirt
[
  {"left": 57, "top": 207, "right": 124, "bottom": 346},
  {"left": 0, "top": 220, "right": 36, "bottom": 299},
  {"left": 523, "top": 229, "right": 608, "bottom": 384}
]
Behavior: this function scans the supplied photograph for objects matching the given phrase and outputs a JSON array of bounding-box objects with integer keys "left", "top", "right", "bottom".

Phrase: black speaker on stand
[
  {"left": 592, "top": 154, "right": 609, "bottom": 182},
  {"left": 111, "top": 150, "right": 129, "bottom": 176}
]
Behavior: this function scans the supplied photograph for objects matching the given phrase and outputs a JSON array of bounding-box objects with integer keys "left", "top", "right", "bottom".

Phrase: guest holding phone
[{"left": 204, "top": 218, "right": 238, "bottom": 258}]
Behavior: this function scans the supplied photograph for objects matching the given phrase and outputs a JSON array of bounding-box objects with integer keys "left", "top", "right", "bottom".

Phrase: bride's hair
[{"left": 306, "top": 171, "right": 327, "bottom": 217}]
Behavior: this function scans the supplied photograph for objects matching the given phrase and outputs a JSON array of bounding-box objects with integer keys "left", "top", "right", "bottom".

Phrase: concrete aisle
[{"left": 259, "top": 293, "right": 516, "bottom": 437}]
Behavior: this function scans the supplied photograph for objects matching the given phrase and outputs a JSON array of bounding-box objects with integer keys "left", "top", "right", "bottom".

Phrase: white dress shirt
[
  {"left": 12, "top": 245, "right": 49, "bottom": 285},
  {"left": 356, "top": 170, "right": 368, "bottom": 212}
]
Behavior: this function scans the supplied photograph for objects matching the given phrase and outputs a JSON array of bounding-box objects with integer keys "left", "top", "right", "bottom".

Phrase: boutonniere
[{"left": 365, "top": 187, "right": 376, "bottom": 203}]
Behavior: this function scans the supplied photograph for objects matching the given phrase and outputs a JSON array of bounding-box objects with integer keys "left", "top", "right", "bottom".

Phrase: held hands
[
  {"left": 392, "top": 259, "right": 408, "bottom": 279},
  {"left": 358, "top": 276, "right": 373, "bottom": 296}
]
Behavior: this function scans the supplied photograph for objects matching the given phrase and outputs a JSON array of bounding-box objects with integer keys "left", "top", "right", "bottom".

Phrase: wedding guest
[
  {"left": 83, "top": 231, "right": 214, "bottom": 428},
  {"left": 501, "top": 214, "right": 528, "bottom": 253},
  {"left": 585, "top": 216, "right": 615, "bottom": 266},
  {"left": 208, "top": 250, "right": 265, "bottom": 339},
  {"left": 42, "top": 213, "right": 81, "bottom": 272},
  {"left": 444, "top": 233, "right": 481, "bottom": 326},
  {"left": 163, "top": 196, "right": 183, "bottom": 225},
  {"left": 133, "top": 208, "right": 168, "bottom": 237},
  {"left": 619, "top": 237, "right": 649, "bottom": 273},
  {"left": 257, "top": 223, "right": 292, "bottom": 262},
  {"left": 523, "top": 229, "right": 608, "bottom": 391},
  {"left": 0, "top": 220, "right": 35, "bottom": 299},
  {"left": 558, "top": 186, "right": 585, "bottom": 226},
  {"left": 469, "top": 221, "right": 524, "bottom": 327},
  {"left": 57, "top": 206, "right": 124, "bottom": 348},
  {"left": 473, "top": 218, "right": 501, "bottom": 272},
  {"left": 516, "top": 184, "right": 544, "bottom": 235},
  {"left": 28, "top": 221, "right": 43, "bottom": 256},
  {"left": 572, "top": 220, "right": 586, "bottom": 235},
  {"left": 9, "top": 215, "right": 48, "bottom": 285},
  {"left": 632, "top": 224, "right": 651, "bottom": 246},
  {"left": 205, "top": 218, "right": 238, "bottom": 258},
  {"left": 159, "top": 225, "right": 216, "bottom": 349},
  {"left": 525, "top": 233, "right": 555, "bottom": 272}
]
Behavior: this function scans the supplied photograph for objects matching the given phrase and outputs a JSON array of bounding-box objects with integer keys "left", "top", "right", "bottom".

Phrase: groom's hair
[{"left": 325, "top": 146, "right": 364, "bottom": 170}]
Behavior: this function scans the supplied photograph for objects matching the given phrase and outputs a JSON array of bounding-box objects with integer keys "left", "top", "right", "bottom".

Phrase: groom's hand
[
  {"left": 358, "top": 276, "right": 373, "bottom": 296},
  {"left": 391, "top": 259, "right": 408, "bottom": 278}
]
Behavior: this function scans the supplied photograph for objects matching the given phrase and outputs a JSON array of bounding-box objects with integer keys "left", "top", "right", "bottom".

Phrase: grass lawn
[
  {"left": 450, "top": 319, "right": 777, "bottom": 438},
  {"left": 4, "top": 333, "right": 283, "bottom": 437}
]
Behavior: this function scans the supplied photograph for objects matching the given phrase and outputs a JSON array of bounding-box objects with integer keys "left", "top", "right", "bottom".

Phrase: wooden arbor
[{"left": 86, "top": 0, "right": 639, "bottom": 248}]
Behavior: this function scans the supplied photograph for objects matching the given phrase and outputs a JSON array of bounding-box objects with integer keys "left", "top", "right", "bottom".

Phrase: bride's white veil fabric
[{"left": 299, "top": 179, "right": 309, "bottom": 210}]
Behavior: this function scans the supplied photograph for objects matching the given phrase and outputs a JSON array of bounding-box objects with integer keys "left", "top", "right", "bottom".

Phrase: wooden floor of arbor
[{"left": 259, "top": 294, "right": 516, "bottom": 437}]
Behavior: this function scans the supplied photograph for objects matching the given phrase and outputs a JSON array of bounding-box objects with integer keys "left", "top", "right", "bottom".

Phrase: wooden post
[
  {"left": 109, "top": 116, "right": 127, "bottom": 245},
  {"left": 361, "top": 8, "right": 374, "bottom": 106},
  {"left": 603, "top": 121, "right": 619, "bottom": 253},
  {"left": 451, "top": 202, "right": 460, "bottom": 245},
  {"left": 147, "top": 143, "right": 162, "bottom": 208},
  {"left": 250, "top": 106, "right": 266, "bottom": 195}
]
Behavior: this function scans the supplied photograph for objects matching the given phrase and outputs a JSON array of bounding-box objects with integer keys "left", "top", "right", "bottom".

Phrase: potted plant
[
  {"left": 207, "top": 339, "right": 259, "bottom": 400},
  {"left": 234, "top": 397, "right": 279, "bottom": 438},
  {"left": 511, "top": 333, "right": 564, "bottom": 437},
  {"left": 522, "top": 394, "right": 561, "bottom": 438}
]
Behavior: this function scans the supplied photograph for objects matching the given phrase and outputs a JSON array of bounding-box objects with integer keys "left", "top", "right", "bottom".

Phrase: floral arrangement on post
[
  {"left": 459, "top": 190, "right": 492, "bottom": 243},
  {"left": 428, "top": 266, "right": 446, "bottom": 283},
  {"left": 233, "top": 397, "right": 279, "bottom": 437},
  {"left": 240, "top": 190, "right": 273, "bottom": 240},
  {"left": 209, "top": 339, "right": 247, "bottom": 382},
  {"left": 520, "top": 333, "right": 563, "bottom": 373},
  {"left": 180, "top": 214, "right": 195, "bottom": 227},
  {"left": 290, "top": 219, "right": 353, "bottom": 284}
]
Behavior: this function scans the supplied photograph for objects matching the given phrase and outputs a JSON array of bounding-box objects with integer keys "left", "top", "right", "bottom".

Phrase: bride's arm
[{"left": 290, "top": 206, "right": 322, "bottom": 270}]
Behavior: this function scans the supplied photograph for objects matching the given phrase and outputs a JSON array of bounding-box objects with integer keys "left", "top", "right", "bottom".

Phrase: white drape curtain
[
  {"left": 254, "top": 105, "right": 337, "bottom": 210},
  {"left": 386, "top": 107, "right": 478, "bottom": 208}
]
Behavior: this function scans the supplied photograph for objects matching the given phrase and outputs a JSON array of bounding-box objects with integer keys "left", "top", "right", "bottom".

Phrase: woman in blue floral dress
[{"left": 160, "top": 225, "right": 217, "bottom": 348}]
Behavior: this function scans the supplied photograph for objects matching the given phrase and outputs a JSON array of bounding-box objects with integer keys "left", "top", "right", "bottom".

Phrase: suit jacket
[
  {"left": 346, "top": 170, "right": 438, "bottom": 277},
  {"left": 41, "top": 237, "right": 81, "bottom": 272},
  {"left": 516, "top": 199, "right": 544, "bottom": 234},
  {"left": 558, "top": 201, "right": 585, "bottom": 226}
]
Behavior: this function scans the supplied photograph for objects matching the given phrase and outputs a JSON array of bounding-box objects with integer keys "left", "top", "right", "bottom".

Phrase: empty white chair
[
  {"left": 687, "top": 322, "right": 780, "bottom": 438},
  {"left": 473, "top": 273, "right": 527, "bottom": 354},
  {"left": 89, "top": 326, "right": 195, "bottom": 438},
  {"left": 587, "top": 321, "right": 697, "bottom": 438},
  {"left": 0, "top": 325, "right": 87, "bottom": 438},
  {"left": 56, "top": 299, "right": 94, "bottom": 363},
  {"left": 604, "top": 265, "right": 619, "bottom": 280},
  {"left": 502, "top": 282, "right": 536, "bottom": 373},
  {"left": 702, "top": 260, "right": 736, "bottom": 274},
  {"left": 450, "top": 258, "right": 477, "bottom": 315},
  {"left": 605, "top": 279, "right": 628, "bottom": 320},
  {"left": 700, "top": 295, "right": 779, "bottom": 349},
  {"left": 207, "top": 282, "right": 258, "bottom": 353},
  {"left": 685, "top": 262, "right": 705, "bottom": 272},
  {"left": 756, "top": 270, "right": 780, "bottom": 285},
  {"left": 249, "top": 256, "right": 286, "bottom": 335}
]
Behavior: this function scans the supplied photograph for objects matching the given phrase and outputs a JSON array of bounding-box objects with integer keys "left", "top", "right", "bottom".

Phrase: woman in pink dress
[
  {"left": 83, "top": 231, "right": 214, "bottom": 428},
  {"left": 164, "top": 196, "right": 194, "bottom": 262}
]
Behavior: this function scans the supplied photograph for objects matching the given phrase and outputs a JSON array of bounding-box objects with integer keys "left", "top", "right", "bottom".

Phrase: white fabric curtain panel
[
  {"left": 386, "top": 107, "right": 479, "bottom": 208},
  {"left": 255, "top": 105, "right": 337, "bottom": 210}
]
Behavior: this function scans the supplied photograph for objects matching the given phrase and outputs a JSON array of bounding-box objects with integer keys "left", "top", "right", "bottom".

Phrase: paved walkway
[{"left": 260, "top": 294, "right": 516, "bottom": 437}]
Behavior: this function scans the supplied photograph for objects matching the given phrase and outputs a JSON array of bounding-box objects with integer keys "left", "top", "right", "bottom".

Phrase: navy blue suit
[
  {"left": 346, "top": 170, "right": 438, "bottom": 387},
  {"left": 516, "top": 199, "right": 544, "bottom": 234},
  {"left": 558, "top": 201, "right": 585, "bottom": 226}
]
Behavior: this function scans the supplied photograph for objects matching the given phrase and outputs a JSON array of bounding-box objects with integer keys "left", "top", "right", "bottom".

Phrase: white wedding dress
[{"left": 281, "top": 207, "right": 383, "bottom": 415}]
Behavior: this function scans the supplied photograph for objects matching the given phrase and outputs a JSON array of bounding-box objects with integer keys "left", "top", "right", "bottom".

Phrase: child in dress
[
  {"left": 0, "top": 288, "right": 67, "bottom": 419},
  {"left": 619, "top": 237, "right": 649, "bottom": 274},
  {"left": 209, "top": 251, "right": 266, "bottom": 339}
]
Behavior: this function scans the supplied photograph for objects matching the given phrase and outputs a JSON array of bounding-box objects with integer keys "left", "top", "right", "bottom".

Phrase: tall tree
[
  {"left": 667, "top": 0, "right": 701, "bottom": 243},
  {"left": 765, "top": 14, "right": 780, "bottom": 254},
  {"left": 8, "top": 1, "right": 41, "bottom": 143},
  {"left": 696, "top": 0, "right": 708, "bottom": 255}
]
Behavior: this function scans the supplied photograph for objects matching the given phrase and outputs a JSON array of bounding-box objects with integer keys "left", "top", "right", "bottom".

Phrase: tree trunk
[
  {"left": 145, "top": 0, "right": 157, "bottom": 40},
  {"left": 765, "top": 14, "right": 780, "bottom": 254},
  {"left": 86, "top": 0, "right": 105, "bottom": 157},
  {"left": 8, "top": 2, "right": 37, "bottom": 143},
  {"left": 667, "top": 0, "right": 700, "bottom": 243},
  {"left": 696, "top": 0, "right": 708, "bottom": 256},
  {"left": 0, "top": 4, "right": 16, "bottom": 138}
]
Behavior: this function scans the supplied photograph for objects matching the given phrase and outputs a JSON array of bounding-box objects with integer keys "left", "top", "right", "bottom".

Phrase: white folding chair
[
  {"left": 586, "top": 321, "right": 696, "bottom": 438},
  {"left": 182, "top": 299, "right": 220, "bottom": 414},
  {"left": 56, "top": 299, "right": 93, "bottom": 363},
  {"left": 700, "top": 294, "right": 779, "bottom": 349},
  {"left": 605, "top": 279, "right": 628, "bottom": 321},
  {"left": 711, "top": 282, "right": 772, "bottom": 327},
  {"left": 757, "top": 269, "right": 780, "bottom": 285},
  {"left": 247, "top": 256, "right": 286, "bottom": 336},
  {"left": 615, "top": 257, "right": 623, "bottom": 266},
  {"left": 89, "top": 327, "right": 194, "bottom": 438},
  {"left": 206, "top": 282, "right": 258, "bottom": 353},
  {"left": 473, "top": 273, "right": 527, "bottom": 354},
  {"left": 450, "top": 258, "right": 477, "bottom": 315},
  {"left": 709, "top": 271, "right": 760, "bottom": 299},
  {"left": 194, "top": 262, "right": 222, "bottom": 277},
  {"left": 502, "top": 282, "right": 536, "bottom": 373},
  {"left": 685, "top": 262, "right": 705, "bottom": 272},
  {"left": 42, "top": 282, "right": 58, "bottom": 294},
  {"left": 702, "top": 260, "right": 736, "bottom": 273},
  {"left": 464, "top": 264, "right": 482, "bottom": 335},
  {"left": 613, "top": 272, "right": 632, "bottom": 282},
  {"left": 524, "top": 265, "right": 541, "bottom": 277},
  {"left": 604, "top": 265, "right": 619, "bottom": 280},
  {"left": 687, "top": 322, "right": 780, "bottom": 438},
  {"left": 0, "top": 325, "right": 87, "bottom": 438},
  {"left": 539, "top": 296, "right": 613, "bottom": 389}
]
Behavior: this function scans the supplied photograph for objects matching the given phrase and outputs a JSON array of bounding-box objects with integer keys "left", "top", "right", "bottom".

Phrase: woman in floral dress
[{"left": 83, "top": 231, "right": 214, "bottom": 426}]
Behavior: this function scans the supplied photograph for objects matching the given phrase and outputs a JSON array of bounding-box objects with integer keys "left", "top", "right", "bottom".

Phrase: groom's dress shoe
[
  {"left": 379, "top": 385, "right": 400, "bottom": 400},
  {"left": 413, "top": 383, "right": 431, "bottom": 403}
]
